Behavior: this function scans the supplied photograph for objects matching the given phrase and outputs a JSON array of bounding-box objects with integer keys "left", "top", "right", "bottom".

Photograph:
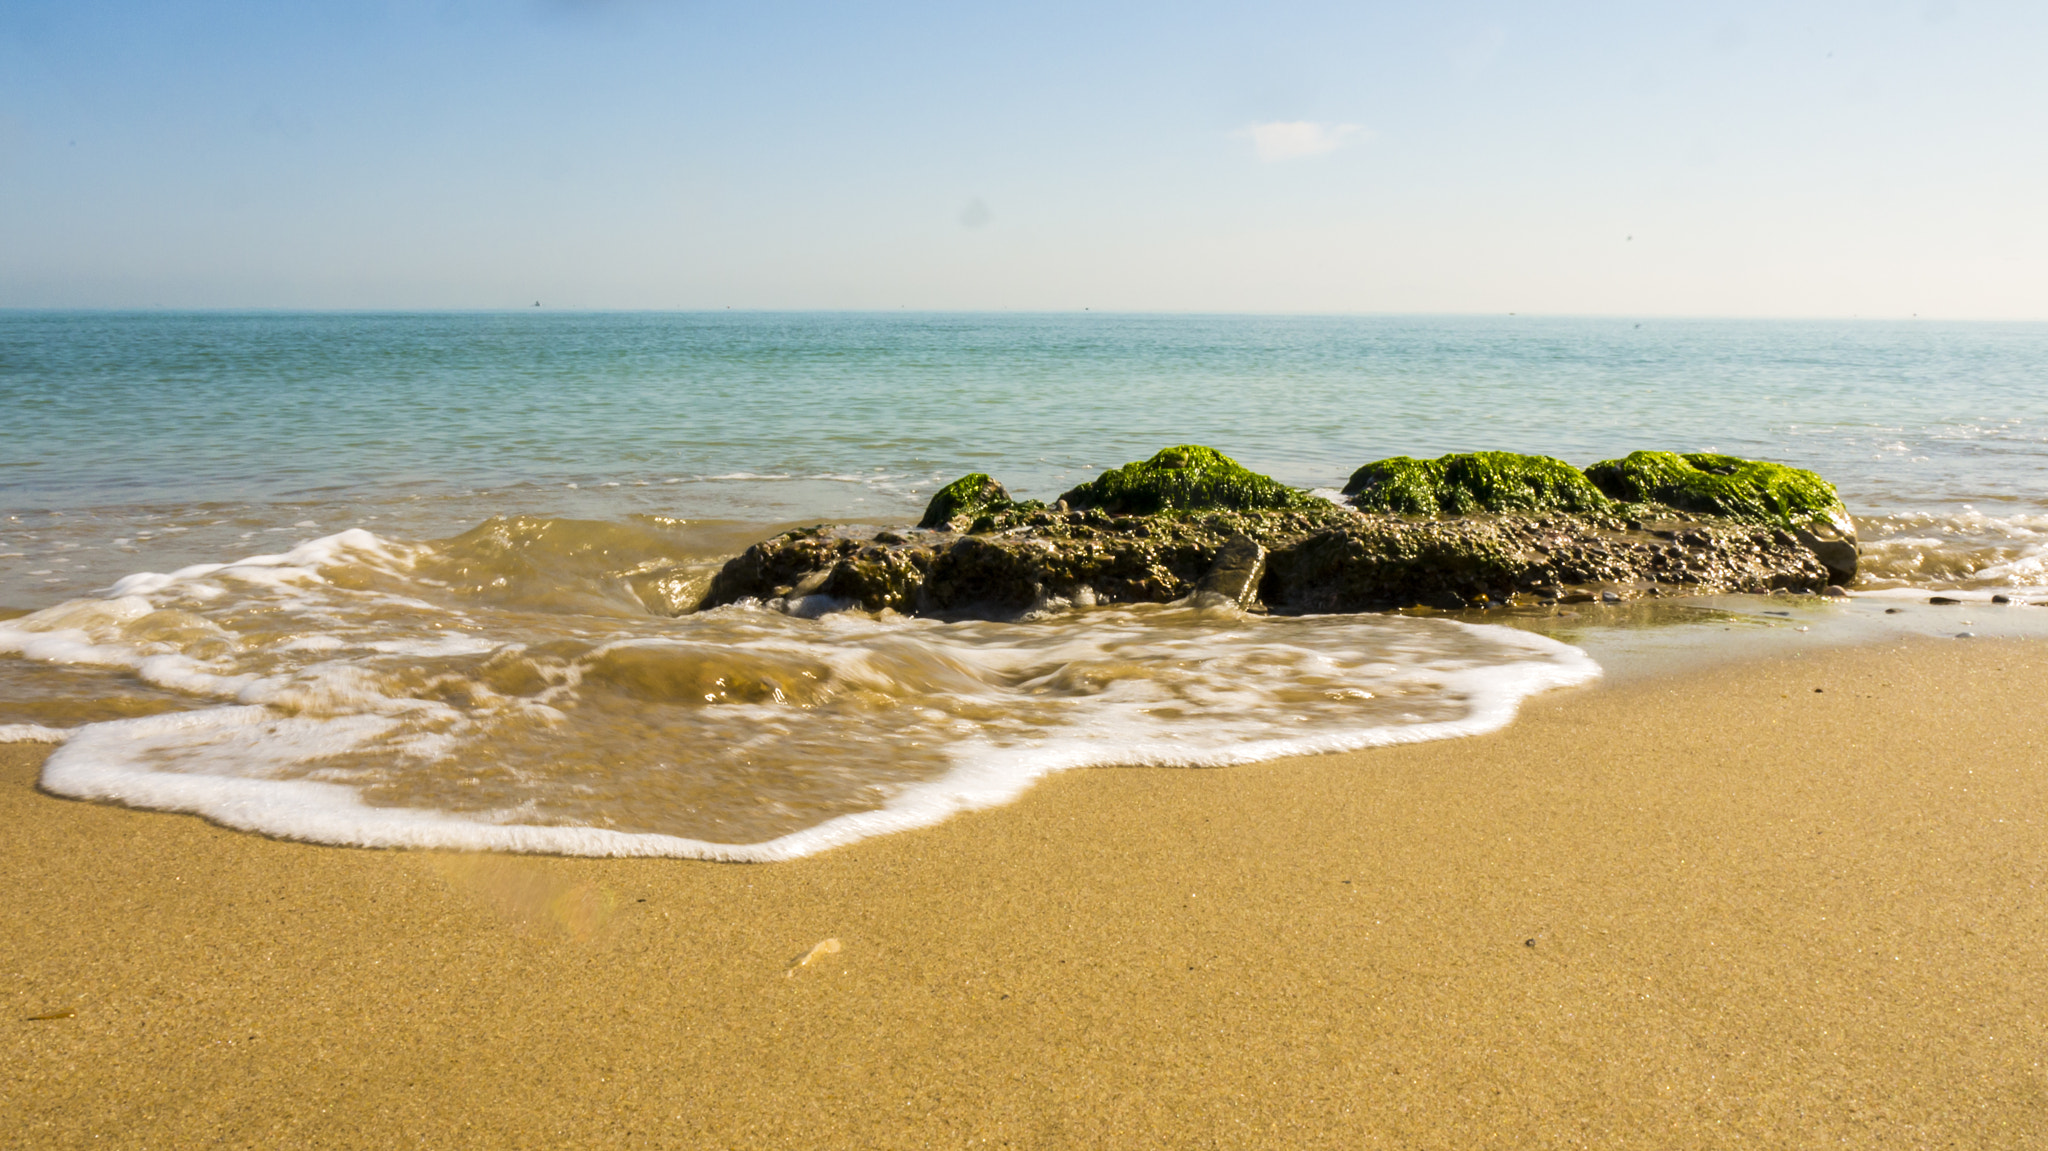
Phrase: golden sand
[{"left": 4, "top": 638, "right": 2046, "bottom": 1147}]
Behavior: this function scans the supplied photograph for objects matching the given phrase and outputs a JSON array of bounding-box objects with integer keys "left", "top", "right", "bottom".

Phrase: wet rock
[
  {"left": 1259, "top": 518, "right": 1523, "bottom": 612},
  {"left": 1929, "top": 596, "right": 1962, "bottom": 605},
  {"left": 703, "top": 505, "right": 1833, "bottom": 619},
  {"left": 1792, "top": 521, "right": 1859, "bottom": 587},
  {"left": 702, "top": 447, "right": 1850, "bottom": 620},
  {"left": 1823, "top": 585, "right": 1850, "bottom": 597},
  {"left": 1992, "top": 594, "right": 2012, "bottom": 604},
  {"left": 1194, "top": 534, "right": 1268, "bottom": 609}
]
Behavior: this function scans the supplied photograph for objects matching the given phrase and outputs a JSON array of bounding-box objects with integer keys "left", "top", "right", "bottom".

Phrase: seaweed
[
  {"left": 1583, "top": 451, "right": 1844, "bottom": 526},
  {"left": 1343, "top": 452, "right": 1613, "bottom": 517},
  {"left": 1057, "top": 445, "right": 1314, "bottom": 516},
  {"left": 918, "top": 473, "right": 1016, "bottom": 530}
]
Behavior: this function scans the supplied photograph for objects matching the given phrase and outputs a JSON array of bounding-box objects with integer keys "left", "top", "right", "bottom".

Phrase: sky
[{"left": 2, "top": 0, "right": 2044, "bottom": 316}]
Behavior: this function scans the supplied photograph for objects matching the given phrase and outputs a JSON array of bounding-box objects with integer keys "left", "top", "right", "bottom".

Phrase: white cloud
[{"left": 1238, "top": 121, "right": 1370, "bottom": 162}]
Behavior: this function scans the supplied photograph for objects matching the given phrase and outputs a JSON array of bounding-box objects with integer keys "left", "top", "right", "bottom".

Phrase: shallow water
[
  {"left": 4, "top": 312, "right": 2045, "bottom": 857},
  {"left": 1, "top": 524, "right": 1596, "bottom": 858}
]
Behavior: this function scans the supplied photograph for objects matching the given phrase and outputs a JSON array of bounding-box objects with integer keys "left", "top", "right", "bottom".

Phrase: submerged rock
[{"left": 699, "top": 447, "right": 1852, "bottom": 619}]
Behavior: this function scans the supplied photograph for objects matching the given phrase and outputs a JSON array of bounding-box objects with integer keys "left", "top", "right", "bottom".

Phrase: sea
[{"left": 4, "top": 312, "right": 2046, "bottom": 860}]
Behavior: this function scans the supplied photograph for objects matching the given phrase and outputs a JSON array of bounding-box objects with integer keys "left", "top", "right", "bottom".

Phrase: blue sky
[{"left": 3, "top": 1, "right": 2043, "bottom": 315}]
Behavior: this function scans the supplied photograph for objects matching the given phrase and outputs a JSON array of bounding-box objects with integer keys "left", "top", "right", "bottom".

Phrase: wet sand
[{"left": 5, "top": 638, "right": 2046, "bottom": 1148}]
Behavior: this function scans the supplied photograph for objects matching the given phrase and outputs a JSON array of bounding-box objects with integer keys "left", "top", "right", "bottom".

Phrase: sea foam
[{"left": 7, "top": 526, "right": 1601, "bottom": 860}]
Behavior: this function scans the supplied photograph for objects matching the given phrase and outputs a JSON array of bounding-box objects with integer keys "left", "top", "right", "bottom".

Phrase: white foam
[
  {"left": 1857, "top": 507, "right": 2048, "bottom": 593},
  {"left": 33, "top": 616, "right": 1597, "bottom": 861},
  {"left": 9, "top": 524, "right": 1606, "bottom": 861},
  {"left": 106, "top": 528, "right": 409, "bottom": 599},
  {"left": 1, "top": 626, "right": 142, "bottom": 668},
  {"left": 1972, "top": 550, "right": 2048, "bottom": 587},
  {"left": 277, "top": 634, "right": 348, "bottom": 652},
  {"left": 0, "top": 724, "right": 71, "bottom": 744}
]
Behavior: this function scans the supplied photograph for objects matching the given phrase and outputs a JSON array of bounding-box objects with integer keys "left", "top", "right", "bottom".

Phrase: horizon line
[{"left": 0, "top": 307, "right": 2039, "bottom": 323}]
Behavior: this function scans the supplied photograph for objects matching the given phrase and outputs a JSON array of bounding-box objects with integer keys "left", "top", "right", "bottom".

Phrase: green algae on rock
[
  {"left": 918, "top": 473, "right": 1016, "bottom": 531},
  {"left": 1343, "top": 452, "right": 1614, "bottom": 517},
  {"left": 1057, "top": 445, "right": 1315, "bottom": 516},
  {"left": 1584, "top": 450, "right": 1856, "bottom": 582},
  {"left": 704, "top": 446, "right": 1858, "bottom": 619},
  {"left": 1582, "top": 451, "right": 1842, "bottom": 525}
]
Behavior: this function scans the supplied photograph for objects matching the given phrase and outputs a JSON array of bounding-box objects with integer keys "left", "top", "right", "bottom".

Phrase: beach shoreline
[{"left": 6, "top": 636, "right": 2046, "bottom": 1147}]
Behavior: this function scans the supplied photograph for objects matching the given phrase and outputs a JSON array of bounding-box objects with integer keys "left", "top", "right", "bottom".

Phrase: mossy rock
[
  {"left": 919, "top": 473, "right": 1015, "bottom": 530},
  {"left": 1343, "top": 452, "right": 1613, "bottom": 517},
  {"left": 1583, "top": 451, "right": 1843, "bottom": 527},
  {"left": 1057, "top": 445, "right": 1314, "bottom": 516}
]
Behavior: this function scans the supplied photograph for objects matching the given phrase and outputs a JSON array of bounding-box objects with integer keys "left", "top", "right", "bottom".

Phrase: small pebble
[
  {"left": 1956, "top": 632, "right": 1976, "bottom": 639},
  {"left": 1823, "top": 585, "right": 1849, "bottom": 598},
  {"left": 1885, "top": 607, "right": 1903, "bottom": 614},
  {"left": 1929, "top": 596, "right": 1961, "bottom": 605},
  {"left": 1991, "top": 594, "right": 2012, "bottom": 604},
  {"left": 1600, "top": 591, "right": 1621, "bottom": 604}
]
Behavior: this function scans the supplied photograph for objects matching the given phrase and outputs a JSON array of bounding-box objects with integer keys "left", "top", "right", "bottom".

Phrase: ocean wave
[
  {"left": 1855, "top": 508, "right": 2048, "bottom": 593},
  {"left": 3, "top": 524, "right": 1599, "bottom": 859}
]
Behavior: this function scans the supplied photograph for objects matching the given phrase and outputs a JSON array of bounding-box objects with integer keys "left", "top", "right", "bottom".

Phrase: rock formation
[{"left": 699, "top": 446, "right": 1858, "bottom": 618}]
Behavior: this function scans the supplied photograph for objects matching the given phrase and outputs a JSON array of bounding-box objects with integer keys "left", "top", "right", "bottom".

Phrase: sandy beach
[{"left": 5, "top": 636, "right": 2045, "bottom": 1148}]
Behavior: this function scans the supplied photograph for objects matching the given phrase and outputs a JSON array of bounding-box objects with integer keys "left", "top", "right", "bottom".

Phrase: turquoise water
[
  {"left": 4, "top": 312, "right": 2046, "bottom": 858},
  {"left": 7, "top": 312, "right": 2048, "bottom": 604}
]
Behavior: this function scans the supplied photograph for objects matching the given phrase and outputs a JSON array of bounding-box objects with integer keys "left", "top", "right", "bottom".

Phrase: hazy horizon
[{"left": 6, "top": 308, "right": 2045, "bottom": 321}]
